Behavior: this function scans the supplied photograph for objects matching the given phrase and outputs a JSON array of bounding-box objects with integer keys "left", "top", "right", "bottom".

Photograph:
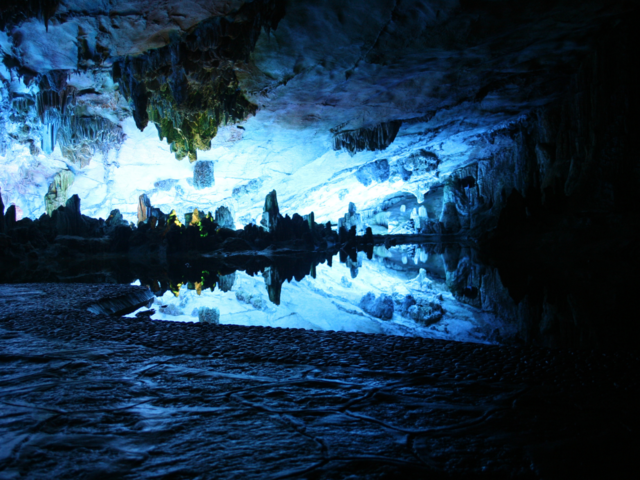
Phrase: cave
[{"left": 0, "top": 1, "right": 638, "bottom": 478}]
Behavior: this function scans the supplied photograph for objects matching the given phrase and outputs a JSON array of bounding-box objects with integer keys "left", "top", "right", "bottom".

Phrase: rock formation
[
  {"left": 215, "top": 206, "right": 234, "bottom": 230},
  {"left": 355, "top": 159, "right": 390, "bottom": 187},
  {"left": 359, "top": 293, "right": 394, "bottom": 320},
  {"left": 261, "top": 190, "right": 279, "bottom": 233},
  {"left": 44, "top": 170, "right": 74, "bottom": 216},
  {"left": 0, "top": 0, "right": 637, "bottom": 351},
  {"left": 338, "top": 202, "right": 363, "bottom": 235},
  {"left": 193, "top": 161, "right": 215, "bottom": 189},
  {"left": 198, "top": 306, "right": 220, "bottom": 324},
  {"left": 112, "top": 0, "right": 285, "bottom": 161},
  {"left": 333, "top": 121, "right": 402, "bottom": 154}
]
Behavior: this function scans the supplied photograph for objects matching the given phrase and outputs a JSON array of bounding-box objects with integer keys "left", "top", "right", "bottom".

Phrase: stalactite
[
  {"left": 0, "top": 0, "right": 60, "bottom": 32},
  {"left": 57, "top": 115, "right": 125, "bottom": 166},
  {"left": 112, "top": 0, "right": 285, "bottom": 161},
  {"left": 332, "top": 120, "right": 402, "bottom": 154},
  {"left": 36, "top": 86, "right": 75, "bottom": 121}
]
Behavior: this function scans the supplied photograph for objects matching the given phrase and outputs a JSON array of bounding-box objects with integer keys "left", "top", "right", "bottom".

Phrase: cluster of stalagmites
[{"left": 0, "top": 188, "right": 377, "bottom": 284}]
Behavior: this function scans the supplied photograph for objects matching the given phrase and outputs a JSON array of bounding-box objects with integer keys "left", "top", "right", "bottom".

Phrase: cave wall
[
  {"left": 0, "top": 0, "right": 637, "bottom": 234},
  {"left": 441, "top": 17, "right": 640, "bottom": 348},
  {"left": 440, "top": 16, "right": 639, "bottom": 238}
]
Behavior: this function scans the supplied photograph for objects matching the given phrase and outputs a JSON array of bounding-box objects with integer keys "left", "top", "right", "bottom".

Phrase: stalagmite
[
  {"left": 215, "top": 206, "right": 234, "bottom": 229},
  {"left": 261, "top": 190, "right": 280, "bottom": 233},
  {"left": 44, "top": 170, "right": 74, "bottom": 216}
]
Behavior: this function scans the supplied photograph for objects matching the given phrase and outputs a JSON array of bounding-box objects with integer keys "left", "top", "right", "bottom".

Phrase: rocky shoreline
[{"left": 1, "top": 283, "right": 638, "bottom": 479}]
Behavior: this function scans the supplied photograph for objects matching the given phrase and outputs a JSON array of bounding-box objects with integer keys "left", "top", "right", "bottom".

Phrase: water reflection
[
  {"left": 135, "top": 250, "right": 336, "bottom": 306},
  {"left": 122, "top": 240, "right": 640, "bottom": 350},
  {"left": 4, "top": 235, "right": 631, "bottom": 349},
  {"left": 129, "top": 244, "right": 509, "bottom": 344}
]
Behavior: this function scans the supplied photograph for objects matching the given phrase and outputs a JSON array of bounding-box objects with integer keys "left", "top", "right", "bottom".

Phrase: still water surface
[{"left": 129, "top": 244, "right": 516, "bottom": 345}]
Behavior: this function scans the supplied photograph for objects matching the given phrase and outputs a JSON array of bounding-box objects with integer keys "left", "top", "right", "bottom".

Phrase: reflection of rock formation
[
  {"left": 431, "top": 241, "right": 640, "bottom": 349},
  {"left": 263, "top": 266, "right": 281, "bottom": 305},
  {"left": 218, "top": 272, "right": 236, "bottom": 292},
  {"left": 346, "top": 254, "right": 360, "bottom": 279},
  {"left": 235, "top": 288, "right": 266, "bottom": 310}
]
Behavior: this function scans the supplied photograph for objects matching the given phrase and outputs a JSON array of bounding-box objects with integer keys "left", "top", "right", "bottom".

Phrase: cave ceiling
[{"left": 0, "top": 0, "right": 632, "bottom": 225}]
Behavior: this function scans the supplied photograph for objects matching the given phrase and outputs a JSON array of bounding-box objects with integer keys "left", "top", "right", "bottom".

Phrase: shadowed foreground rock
[{"left": 0, "top": 284, "right": 638, "bottom": 479}]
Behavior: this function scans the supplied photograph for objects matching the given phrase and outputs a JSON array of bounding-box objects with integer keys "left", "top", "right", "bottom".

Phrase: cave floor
[{"left": 0, "top": 284, "right": 638, "bottom": 479}]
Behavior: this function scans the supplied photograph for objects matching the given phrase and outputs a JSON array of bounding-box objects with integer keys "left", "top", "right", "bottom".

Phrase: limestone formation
[
  {"left": 194, "top": 161, "right": 215, "bottom": 189},
  {"left": 333, "top": 121, "right": 402, "bottom": 154},
  {"left": 154, "top": 179, "right": 178, "bottom": 191},
  {"left": 112, "top": 0, "right": 285, "bottom": 161},
  {"left": 50, "top": 194, "right": 84, "bottom": 236},
  {"left": 137, "top": 194, "right": 152, "bottom": 226},
  {"left": 440, "top": 203, "right": 461, "bottom": 233},
  {"left": 44, "top": 170, "right": 74, "bottom": 216},
  {"left": 57, "top": 116, "right": 125, "bottom": 167},
  {"left": 232, "top": 178, "right": 263, "bottom": 198},
  {"left": 0, "top": 0, "right": 60, "bottom": 31},
  {"left": 261, "top": 190, "right": 279, "bottom": 233},
  {"left": 137, "top": 194, "right": 167, "bottom": 226},
  {"left": 406, "top": 300, "right": 444, "bottom": 326},
  {"left": 106, "top": 209, "right": 127, "bottom": 229},
  {"left": 355, "top": 159, "right": 390, "bottom": 187},
  {"left": 338, "top": 202, "right": 363, "bottom": 235},
  {"left": 4, "top": 205, "right": 16, "bottom": 231},
  {"left": 359, "top": 293, "right": 394, "bottom": 320},
  {"left": 218, "top": 273, "right": 236, "bottom": 293},
  {"left": 215, "top": 206, "right": 234, "bottom": 229},
  {"left": 198, "top": 307, "right": 220, "bottom": 325}
]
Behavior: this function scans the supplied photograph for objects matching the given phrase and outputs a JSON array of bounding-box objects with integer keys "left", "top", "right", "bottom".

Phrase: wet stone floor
[{"left": 0, "top": 284, "right": 638, "bottom": 479}]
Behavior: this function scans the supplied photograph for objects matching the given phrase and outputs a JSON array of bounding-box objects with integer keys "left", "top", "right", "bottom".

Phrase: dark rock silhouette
[{"left": 261, "top": 190, "right": 279, "bottom": 233}]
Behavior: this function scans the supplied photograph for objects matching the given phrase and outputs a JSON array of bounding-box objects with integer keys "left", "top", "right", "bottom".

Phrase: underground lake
[{"left": 1, "top": 0, "right": 639, "bottom": 478}]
